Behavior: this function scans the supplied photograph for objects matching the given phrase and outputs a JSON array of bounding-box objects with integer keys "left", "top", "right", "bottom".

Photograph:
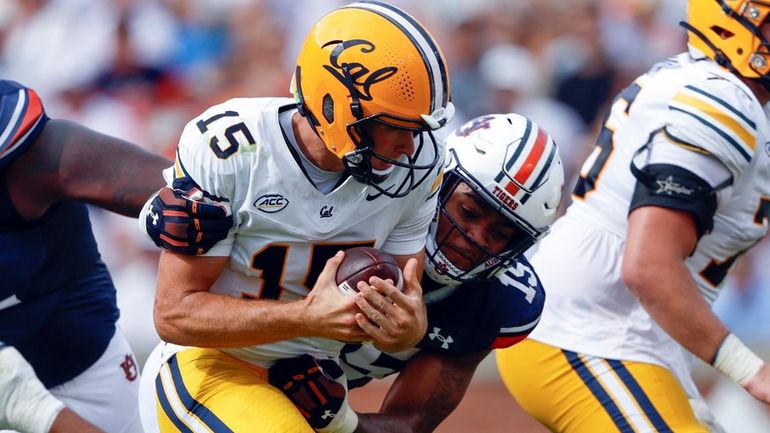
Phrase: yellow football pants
[
  {"left": 154, "top": 347, "right": 313, "bottom": 433},
  {"left": 497, "top": 339, "right": 710, "bottom": 433}
]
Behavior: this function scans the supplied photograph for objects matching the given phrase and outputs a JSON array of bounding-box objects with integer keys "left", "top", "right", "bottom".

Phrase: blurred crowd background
[{"left": 3, "top": 0, "right": 769, "bottom": 431}]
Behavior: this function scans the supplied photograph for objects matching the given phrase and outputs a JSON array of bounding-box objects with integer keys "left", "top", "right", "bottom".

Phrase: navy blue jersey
[
  {"left": 341, "top": 256, "right": 545, "bottom": 388},
  {"left": 0, "top": 80, "right": 119, "bottom": 388}
]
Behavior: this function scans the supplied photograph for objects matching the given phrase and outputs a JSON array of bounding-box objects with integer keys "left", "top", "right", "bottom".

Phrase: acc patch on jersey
[{"left": 0, "top": 80, "right": 48, "bottom": 168}]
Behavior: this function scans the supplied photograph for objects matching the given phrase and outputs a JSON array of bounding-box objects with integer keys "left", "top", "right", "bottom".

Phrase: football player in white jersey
[
  {"left": 141, "top": 112, "right": 563, "bottom": 432},
  {"left": 498, "top": 1, "right": 770, "bottom": 432},
  {"left": 138, "top": 2, "right": 454, "bottom": 432}
]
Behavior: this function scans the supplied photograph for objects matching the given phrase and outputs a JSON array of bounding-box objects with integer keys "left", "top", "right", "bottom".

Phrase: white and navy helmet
[{"left": 425, "top": 113, "right": 564, "bottom": 285}]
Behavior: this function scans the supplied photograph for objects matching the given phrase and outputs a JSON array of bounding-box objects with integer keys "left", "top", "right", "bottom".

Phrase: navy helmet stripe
[
  {"left": 502, "top": 119, "right": 534, "bottom": 175},
  {"left": 562, "top": 350, "right": 636, "bottom": 433},
  {"left": 521, "top": 140, "right": 556, "bottom": 205},
  {"left": 607, "top": 360, "right": 673, "bottom": 432},
  {"left": 347, "top": 1, "right": 447, "bottom": 112}
]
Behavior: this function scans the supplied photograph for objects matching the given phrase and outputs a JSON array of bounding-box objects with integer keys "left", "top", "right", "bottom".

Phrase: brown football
[{"left": 336, "top": 247, "right": 403, "bottom": 295}]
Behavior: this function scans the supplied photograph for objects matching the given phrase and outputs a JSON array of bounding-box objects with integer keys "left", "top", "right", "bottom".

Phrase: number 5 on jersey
[
  {"left": 573, "top": 82, "right": 642, "bottom": 199},
  {"left": 197, "top": 111, "right": 256, "bottom": 159}
]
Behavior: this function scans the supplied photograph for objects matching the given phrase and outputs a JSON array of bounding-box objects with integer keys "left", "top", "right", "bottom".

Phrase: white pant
[
  {"left": 138, "top": 342, "right": 184, "bottom": 433},
  {"left": 1, "top": 330, "right": 143, "bottom": 433}
]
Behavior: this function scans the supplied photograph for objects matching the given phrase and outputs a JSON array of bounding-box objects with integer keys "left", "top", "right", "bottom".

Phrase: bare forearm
[
  {"left": 50, "top": 409, "right": 104, "bottom": 433},
  {"left": 624, "top": 207, "right": 728, "bottom": 363},
  {"left": 628, "top": 261, "right": 728, "bottom": 362},
  {"left": 356, "top": 351, "right": 485, "bottom": 433},
  {"left": 154, "top": 290, "right": 308, "bottom": 347},
  {"left": 355, "top": 414, "right": 412, "bottom": 433}
]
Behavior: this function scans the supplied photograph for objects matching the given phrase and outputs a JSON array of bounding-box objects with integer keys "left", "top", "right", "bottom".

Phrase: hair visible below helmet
[
  {"left": 291, "top": 1, "right": 454, "bottom": 197},
  {"left": 684, "top": 0, "right": 770, "bottom": 84},
  {"left": 424, "top": 114, "right": 564, "bottom": 285}
]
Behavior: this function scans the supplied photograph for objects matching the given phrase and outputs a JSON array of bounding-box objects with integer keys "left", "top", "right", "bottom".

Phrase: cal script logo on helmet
[{"left": 323, "top": 40, "right": 398, "bottom": 102}]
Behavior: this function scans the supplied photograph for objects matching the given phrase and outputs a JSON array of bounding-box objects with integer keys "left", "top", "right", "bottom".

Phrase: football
[{"left": 336, "top": 247, "right": 403, "bottom": 295}]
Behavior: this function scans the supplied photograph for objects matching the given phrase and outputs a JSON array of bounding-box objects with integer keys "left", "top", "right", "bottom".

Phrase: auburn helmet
[
  {"left": 685, "top": 0, "right": 770, "bottom": 82},
  {"left": 425, "top": 114, "right": 564, "bottom": 285},
  {"left": 291, "top": 1, "right": 454, "bottom": 197}
]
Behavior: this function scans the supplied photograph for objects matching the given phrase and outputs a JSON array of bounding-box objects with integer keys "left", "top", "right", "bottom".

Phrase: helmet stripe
[
  {"left": 345, "top": 1, "right": 448, "bottom": 113},
  {"left": 520, "top": 141, "right": 556, "bottom": 204},
  {"left": 504, "top": 126, "right": 548, "bottom": 197},
  {"left": 500, "top": 119, "right": 533, "bottom": 176}
]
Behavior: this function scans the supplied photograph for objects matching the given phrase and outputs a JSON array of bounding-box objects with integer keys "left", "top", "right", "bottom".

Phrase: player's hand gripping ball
[{"left": 335, "top": 247, "right": 403, "bottom": 295}]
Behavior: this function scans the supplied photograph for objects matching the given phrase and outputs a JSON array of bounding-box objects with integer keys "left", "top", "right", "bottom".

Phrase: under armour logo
[
  {"left": 428, "top": 327, "right": 454, "bottom": 349},
  {"left": 148, "top": 204, "right": 159, "bottom": 226},
  {"left": 120, "top": 354, "right": 138, "bottom": 382},
  {"left": 320, "top": 205, "right": 334, "bottom": 218},
  {"left": 321, "top": 410, "right": 335, "bottom": 420}
]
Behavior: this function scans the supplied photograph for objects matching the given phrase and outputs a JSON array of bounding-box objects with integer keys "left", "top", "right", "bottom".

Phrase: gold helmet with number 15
[
  {"left": 685, "top": 0, "right": 770, "bottom": 82},
  {"left": 291, "top": 1, "right": 454, "bottom": 198}
]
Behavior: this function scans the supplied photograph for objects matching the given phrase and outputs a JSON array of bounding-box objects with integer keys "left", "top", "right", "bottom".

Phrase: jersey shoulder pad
[
  {"left": 665, "top": 67, "right": 761, "bottom": 176},
  {"left": 172, "top": 98, "right": 281, "bottom": 202},
  {"left": 0, "top": 81, "right": 48, "bottom": 168},
  {"left": 489, "top": 257, "right": 545, "bottom": 349}
]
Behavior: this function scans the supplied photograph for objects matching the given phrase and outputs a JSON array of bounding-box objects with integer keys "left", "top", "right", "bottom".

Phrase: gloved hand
[
  {"left": 143, "top": 186, "right": 233, "bottom": 255},
  {"left": 268, "top": 355, "right": 350, "bottom": 431}
]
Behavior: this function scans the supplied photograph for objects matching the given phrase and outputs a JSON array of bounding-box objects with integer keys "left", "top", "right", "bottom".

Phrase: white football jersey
[
  {"left": 164, "top": 97, "right": 443, "bottom": 367},
  {"left": 530, "top": 53, "right": 770, "bottom": 396}
]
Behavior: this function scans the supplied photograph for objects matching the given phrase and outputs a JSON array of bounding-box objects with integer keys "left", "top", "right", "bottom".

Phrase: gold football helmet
[
  {"left": 685, "top": 0, "right": 770, "bottom": 81},
  {"left": 291, "top": 1, "right": 454, "bottom": 197}
]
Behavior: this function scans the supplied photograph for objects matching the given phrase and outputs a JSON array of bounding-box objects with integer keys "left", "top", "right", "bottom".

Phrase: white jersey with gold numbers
[
  {"left": 164, "top": 97, "right": 443, "bottom": 367},
  {"left": 529, "top": 52, "right": 770, "bottom": 396}
]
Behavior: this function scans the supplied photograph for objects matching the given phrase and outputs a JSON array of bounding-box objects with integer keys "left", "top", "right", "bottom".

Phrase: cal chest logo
[{"left": 254, "top": 194, "right": 289, "bottom": 213}]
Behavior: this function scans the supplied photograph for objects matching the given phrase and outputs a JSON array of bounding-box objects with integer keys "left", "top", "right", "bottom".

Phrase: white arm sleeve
[{"left": 0, "top": 346, "right": 65, "bottom": 433}]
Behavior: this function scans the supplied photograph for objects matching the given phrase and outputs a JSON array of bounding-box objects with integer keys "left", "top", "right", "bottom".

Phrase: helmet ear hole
[
  {"left": 322, "top": 94, "right": 335, "bottom": 124},
  {"left": 711, "top": 25, "right": 734, "bottom": 39}
]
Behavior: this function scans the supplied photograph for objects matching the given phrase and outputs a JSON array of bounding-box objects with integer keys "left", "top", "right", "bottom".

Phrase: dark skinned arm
[
  {"left": 49, "top": 408, "right": 104, "bottom": 433},
  {"left": 355, "top": 349, "right": 490, "bottom": 433},
  {"left": 5, "top": 119, "right": 169, "bottom": 220}
]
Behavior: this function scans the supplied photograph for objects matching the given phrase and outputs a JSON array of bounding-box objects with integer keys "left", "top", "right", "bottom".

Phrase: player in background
[
  {"left": 138, "top": 2, "right": 453, "bottom": 432},
  {"left": 498, "top": 1, "right": 770, "bottom": 432},
  {"left": 0, "top": 80, "right": 229, "bottom": 433},
  {"left": 143, "top": 113, "right": 564, "bottom": 432}
]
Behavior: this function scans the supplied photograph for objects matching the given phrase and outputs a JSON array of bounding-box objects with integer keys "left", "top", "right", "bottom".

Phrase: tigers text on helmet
[
  {"left": 684, "top": 0, "right": 770, "bottom": 84},
  {"left": 291, "top": 1, "right": 454, "bottom": 198},
  {"left": 425, "top": 114, "right": 564, "bottom": 285}
]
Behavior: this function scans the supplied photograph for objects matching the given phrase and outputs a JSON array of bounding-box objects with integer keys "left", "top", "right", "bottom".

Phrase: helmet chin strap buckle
[
  {"left": 344, "top": 150, "right": 364, "bottom": 165},
  {"left": 421, "top": 102, "right": 456, "bottom": 130}
]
